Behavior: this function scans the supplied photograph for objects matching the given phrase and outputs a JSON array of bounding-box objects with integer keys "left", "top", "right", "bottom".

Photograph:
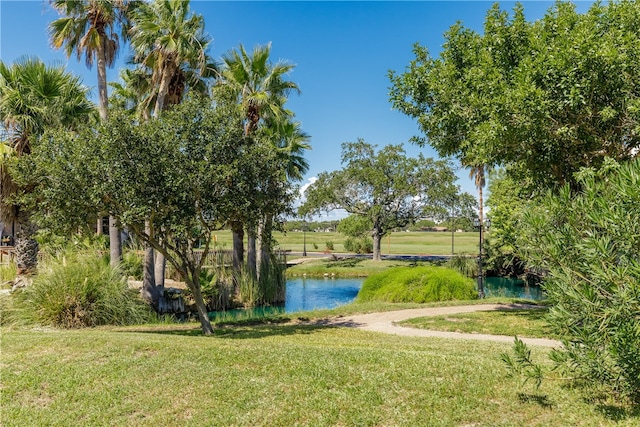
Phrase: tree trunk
[
  {"left": 155, "top": 251, "right": 166, "bottom": 287},
  {"left": 96, "top": 38, "right": 109, "bottom": 122},
  {"left": 13, "top": 220, "right": 38, "bottom": 289},
  {"left": 247, "top": 226, "right": 257, "bottom": 279},
  {"left": 141, "top": 220, "right": 158, "bottom": 306},
  {"left": 188, "top": 272, "right": 214, "bottom": 335},
  {"left": 109, "top": 216, "right": 121, "bottom": 267},
  {"left": 372, "top": 228, "right": 382, "bottom": 261},
  {"left": 153, "top": 65, "right": 172, "bottom": 119},
  {"left": 257, "top": 215, "right": 272, "bottom": 282},
  {"left": 231, "top": 221, "right": 244, "bottom": 273},
  {"left": 96, "top": 217, "right": 103, "bottom": 235}
]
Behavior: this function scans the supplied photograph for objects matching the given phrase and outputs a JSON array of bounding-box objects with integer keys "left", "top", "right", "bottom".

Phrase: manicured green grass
[
  {"left": 211, "top": 230, "right": 482, "bottom": 255},
  {"left": 286, "top": 257, "right": 411, "bottom": 277},
  {"left": 3, "top": 321, "right": 636, "bottom": 426},
  {"left": 398, "top": 308, "right": 558, "bottom": 339}
]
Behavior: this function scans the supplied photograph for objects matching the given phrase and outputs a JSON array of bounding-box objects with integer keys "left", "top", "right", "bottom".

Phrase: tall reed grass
[{"left": 2, "top": 249, "right": 153, "bottom": 328}]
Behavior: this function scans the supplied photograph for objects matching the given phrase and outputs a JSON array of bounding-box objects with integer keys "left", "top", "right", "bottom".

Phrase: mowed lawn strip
[
  {"left": 398, "top": 308, "right": 559, "bottom": 339},
  {"left": 2, "top": 323, "right": 635, "bottom": 426},
  {"left": 210, "top": 230, "right": 482, "bottom": 255}
]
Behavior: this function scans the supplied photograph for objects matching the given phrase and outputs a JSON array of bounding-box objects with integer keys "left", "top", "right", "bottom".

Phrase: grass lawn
[
  {"left": 210, "top": 230, "right": 482, "bottom": 255},
  {"left": 286, "top": 257, "right": 413, "bottom": 277},
  {"left": 398, "top": 308, "right": 559, "bottom": 339},
  {"left": 2, "top": 307, "right": 637, "bottom": 426}
]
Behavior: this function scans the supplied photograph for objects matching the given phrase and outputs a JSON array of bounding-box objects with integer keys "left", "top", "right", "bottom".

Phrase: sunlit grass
[
  {"left": 3, "top": 320, "right": 636, "bottom": 426},
  {"left": 209, "top": 230, "right": 482, "bottom": 255},
  {"left": 398, "top": 308, "right": 558, "bottom": 339}
]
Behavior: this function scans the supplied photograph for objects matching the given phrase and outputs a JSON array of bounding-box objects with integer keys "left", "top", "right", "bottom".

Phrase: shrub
[
  {"left": 120, "top": 250, "right": 143, "bottom": 279},
  {"left": 357, "top": 265, "right": 477, "bottom": 303},
  {"left": 3, "top": 249, "right": 153, "bottom": 328},
  {"left": 445, "top": 254, "right": 477, "bottom": 278},
  {"left": 325, "top": 240, "right": 334, "bottom": 251},
  {"left": 343, "top": 237, "right": 373, "bottom": 254},
  {"left": 516, "top": 158, "right": 640, "bottom": 402}
]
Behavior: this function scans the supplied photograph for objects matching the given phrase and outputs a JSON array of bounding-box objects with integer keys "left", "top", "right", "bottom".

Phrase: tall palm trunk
[
  {"left": 97, "top": 36, "right": 122, "bottom": 266},
  {"left": 231, "top": 221, "right": 244, "bottom": 289},
  {"left": 13, "top": 219, "right": 38, "bottom": 289},
  {"left": 141, "top": 220, "right": 159, "bottom": 306},
  {"left": 154, "top": 243, "right": 166, "bottom": 287},
  {"left": 246, "top": 227, "right": 257, "bottom": 279},
  {"left": 256, "top": 215, "right": 272, "bottom": 282},
  {"left": 371, "top": 227, "right": 382, "bottom": 261}
]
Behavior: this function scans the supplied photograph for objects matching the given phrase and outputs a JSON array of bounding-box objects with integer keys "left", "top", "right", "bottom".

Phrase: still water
[
  {"left": 280, "top": 276, "right": 543, "bottom": 312},
  {"left": 285, "top": 277, "right": 363, "bottom": 312},
  {"left": 208, "top": 276, "right": 543, "bottom": 320},
  {"left": 484, "top": 276, "right": 545, "bottom": 300}
]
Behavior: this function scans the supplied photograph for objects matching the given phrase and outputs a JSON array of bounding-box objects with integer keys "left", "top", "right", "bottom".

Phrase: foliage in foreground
[
  {"left": 514, "top": 159, "right": 640, "bottom": 402},
  {"left": 357, "top": 265, "right": 477, "bottom": 303},
  {"left": 1, "top": 249, "right": 153, "bottom": 328}
]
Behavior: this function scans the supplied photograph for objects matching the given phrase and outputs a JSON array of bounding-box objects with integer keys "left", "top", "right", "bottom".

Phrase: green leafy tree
[
  {"left": 50, "top": 0, "right": 133, "bottom": 266},
  {"left": 0, "top": 57, "right": 94, "bottom": 279},
  {"left": 300, "top": 140, "right": 459, "bottom": 261},
  {"left": 25, "top": 99, "right": 263, "bottom": 335},
  {"left": 389, "top": 1, "right": 640, "bottom": 190},
  {"left": 514, "top": 158, "right": 640, "bottom": 402}
]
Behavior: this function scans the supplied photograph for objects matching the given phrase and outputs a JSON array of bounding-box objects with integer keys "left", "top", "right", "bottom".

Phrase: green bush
[
  {"left": 445, "top": 254, "right": 477, "bottom": 278},
  {"left": 120, "top": 250, "right": 143, "bottom": 279},
  {"left": 3, "top": 249, "right": 153, "bottom": 328},
  {"left": 518, "top": 158, "right": 640, "bottom": 402},
  {"left": 343, "top": 237, "right": 373, "bottom": 254},
  {"left": 357, "top": 265, "right": 477, "bottom": 303}
]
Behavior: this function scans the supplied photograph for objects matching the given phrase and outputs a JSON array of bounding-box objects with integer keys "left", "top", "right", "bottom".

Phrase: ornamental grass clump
[
  {"left": 4, "top": 249, "right": 153, "bottom": 328},
  {"left": 357, "top": 265, "right": 477, "bottom": 303}
]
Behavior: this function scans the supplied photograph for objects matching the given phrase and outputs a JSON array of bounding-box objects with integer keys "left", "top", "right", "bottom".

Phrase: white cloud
[{"left": 299, "top": 176, "right": 317, "bottom": 198}]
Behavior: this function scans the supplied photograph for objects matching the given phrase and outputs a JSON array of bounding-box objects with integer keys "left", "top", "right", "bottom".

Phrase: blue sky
[{"left": 1, "top": 0, "right": 594, "bottom": 219}]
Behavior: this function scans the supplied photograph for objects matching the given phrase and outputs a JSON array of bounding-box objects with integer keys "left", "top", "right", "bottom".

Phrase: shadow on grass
[
  {"left": 113, "top": 316, "right": 348, "bottom": 340},
  {"left": 517, "top": 392, "right": 554, "bottom": 409},
  {"left": 595, "top": 402, "right": 640, "bottom": 422}
]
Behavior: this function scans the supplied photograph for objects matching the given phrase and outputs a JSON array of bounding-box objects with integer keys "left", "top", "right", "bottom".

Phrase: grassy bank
[{"left": 3, "top": 318, "right": 636, "bottom": 426}]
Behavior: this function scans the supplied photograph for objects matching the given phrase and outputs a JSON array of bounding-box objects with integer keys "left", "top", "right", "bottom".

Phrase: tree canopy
[
  {"left": 22, "top": 98, "right": 291, "bottom": 334},
  {"left": 389, "top": 0, "right": 640, "bottom": 190},
  {"left": 300, "top": 139, "right": 467, "bottom": 260}
]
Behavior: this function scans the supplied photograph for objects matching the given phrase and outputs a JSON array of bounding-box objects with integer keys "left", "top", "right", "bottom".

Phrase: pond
[
  {"left": 484, "top": 276, "right": 545, "bottom": 300},
  {"left": 208, "top": 275, "right": 544, "bottom": 321}
]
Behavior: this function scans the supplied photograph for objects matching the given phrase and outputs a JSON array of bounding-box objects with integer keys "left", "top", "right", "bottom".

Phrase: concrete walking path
[{"left": 321, "top": 303, "right": 560, "bottom": 348}]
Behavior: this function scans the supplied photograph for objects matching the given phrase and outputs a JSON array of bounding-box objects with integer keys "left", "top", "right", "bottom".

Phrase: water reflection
[
  {"left": 208, "top": 276, "right": 543, "bottom": 321},
  {"left": 484, "top": 276, "right": 545, "bottom": 300}
]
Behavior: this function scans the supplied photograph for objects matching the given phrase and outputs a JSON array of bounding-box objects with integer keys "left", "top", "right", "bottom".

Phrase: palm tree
[
  {"left": 128, "top": 0, "right": 213, "bottom": 291},
  {"left": 467, "top": 163, "right": 486, "bottom": 243},
  {"left": 0, "top": 57, "right": 94, "bottom": 281},
  {"left": 129, "top": 0, "right": 212, "bottom": 119},
  {"left": 49, "top": 0, "right": 132, "bottom": 266},
  {"left": 256, "top": 118, "right": 310, "bottom": 278},
  {"left": 218, "top": 43, "right": 301, "bottom": 276}
]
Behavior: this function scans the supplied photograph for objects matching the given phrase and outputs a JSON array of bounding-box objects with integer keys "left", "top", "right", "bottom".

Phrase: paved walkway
[{"left": 319, "top": 303, "right": 560, "bottom": 347}]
